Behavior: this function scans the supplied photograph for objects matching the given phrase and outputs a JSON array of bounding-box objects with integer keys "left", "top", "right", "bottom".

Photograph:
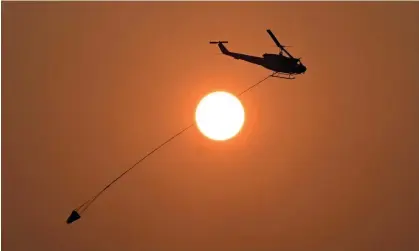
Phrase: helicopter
[{"left": 210, "top": 29, "right": 306, "bottom": 79}]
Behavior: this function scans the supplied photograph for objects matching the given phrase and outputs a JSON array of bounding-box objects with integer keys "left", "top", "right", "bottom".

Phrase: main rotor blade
[
  {"left": 267, "top": 29, "right": 281, "bottom": 48},
  {"left": 266, "top": 29, "right": 294, "bottom": 59}
]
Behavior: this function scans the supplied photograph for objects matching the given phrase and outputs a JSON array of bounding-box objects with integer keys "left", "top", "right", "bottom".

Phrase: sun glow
[{"left": 195, "top": 91, "right": 245, "bottom": 141}]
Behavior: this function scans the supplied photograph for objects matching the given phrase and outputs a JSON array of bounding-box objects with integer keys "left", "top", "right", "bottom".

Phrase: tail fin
[{"left": 209, "top": 41, "right": 230, "bottom": 55}]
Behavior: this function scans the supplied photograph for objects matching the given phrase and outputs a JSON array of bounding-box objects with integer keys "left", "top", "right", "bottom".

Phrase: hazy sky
[{"left": 2, "top": 2, "right": 419, "bottom": 251}]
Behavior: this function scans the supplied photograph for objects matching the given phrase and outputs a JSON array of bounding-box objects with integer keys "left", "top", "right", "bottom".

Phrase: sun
[{"left": 195, "top": 91, "right": 245, "bottom": 141}]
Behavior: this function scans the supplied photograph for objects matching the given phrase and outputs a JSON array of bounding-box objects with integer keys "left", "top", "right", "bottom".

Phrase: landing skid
[{"left": 271, "top": 72, "right": 295, "bottom": 80}]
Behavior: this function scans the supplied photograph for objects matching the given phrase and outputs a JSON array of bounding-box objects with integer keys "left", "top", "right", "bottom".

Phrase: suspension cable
[{"left": 68, "top": 73, "right": 275, "bottom": 223}]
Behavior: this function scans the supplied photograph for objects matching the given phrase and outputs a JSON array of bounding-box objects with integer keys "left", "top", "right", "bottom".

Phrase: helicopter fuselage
[{"left": 261, "top": 53, "right": 305, "bottom": 74}]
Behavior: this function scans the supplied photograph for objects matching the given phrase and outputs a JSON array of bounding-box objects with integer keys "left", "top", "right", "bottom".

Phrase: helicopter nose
[{"left": 301, "top": 65, "right": 307, "bottom": 73}]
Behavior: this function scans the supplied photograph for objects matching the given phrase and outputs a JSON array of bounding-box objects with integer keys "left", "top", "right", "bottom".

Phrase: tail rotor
[{"left": 209, "top": 41, "right": 228, "bottom": 44}]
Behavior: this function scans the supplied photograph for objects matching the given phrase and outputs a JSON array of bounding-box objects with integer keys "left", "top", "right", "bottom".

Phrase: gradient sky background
[{"left": 2, "top": 2, "right": 419, "bottom": 251}]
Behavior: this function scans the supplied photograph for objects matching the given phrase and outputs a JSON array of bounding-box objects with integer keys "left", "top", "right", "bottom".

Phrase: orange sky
[{"left": 2, "top": 2, "right": 419, "bottom": 251}]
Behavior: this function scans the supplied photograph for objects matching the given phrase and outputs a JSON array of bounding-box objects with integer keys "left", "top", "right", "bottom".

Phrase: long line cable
[{"left": 73, "top": 72, "right": 275, "bottom": 216}]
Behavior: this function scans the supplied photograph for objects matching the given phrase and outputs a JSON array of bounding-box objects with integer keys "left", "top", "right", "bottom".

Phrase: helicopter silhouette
[{"left": 210, "top": 29, "right": 307, "bottom": 79}]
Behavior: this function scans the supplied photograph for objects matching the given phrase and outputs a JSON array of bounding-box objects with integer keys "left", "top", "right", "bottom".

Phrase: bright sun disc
[{"left": 195, "top": 91, "right": 245, "bottom": 141}]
